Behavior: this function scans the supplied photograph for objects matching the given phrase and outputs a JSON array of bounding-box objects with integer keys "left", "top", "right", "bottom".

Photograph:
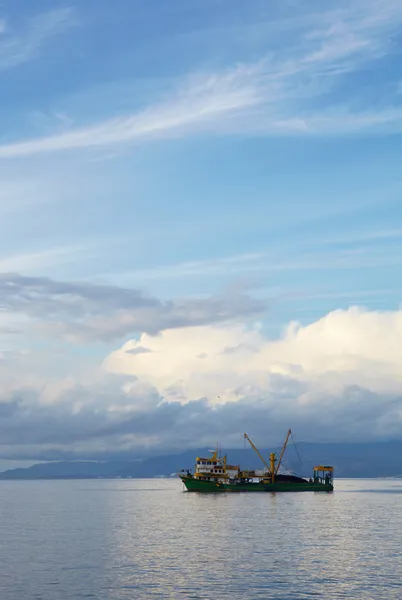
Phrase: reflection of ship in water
[{"left": 179, "top": 429, "right": 333, "bottom": 492}]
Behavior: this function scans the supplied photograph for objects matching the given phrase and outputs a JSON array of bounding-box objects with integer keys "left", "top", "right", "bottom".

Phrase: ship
[{"left": 179, "top": 429, "right": 333, "bottom": 492}]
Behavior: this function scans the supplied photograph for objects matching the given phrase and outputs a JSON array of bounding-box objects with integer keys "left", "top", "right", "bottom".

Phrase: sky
[{"left": 0, "top": 0, "right": 402, "bottom": 469}]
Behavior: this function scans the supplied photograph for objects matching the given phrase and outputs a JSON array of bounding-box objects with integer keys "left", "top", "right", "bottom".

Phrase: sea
[{"left": 0, "top": 478, "right": 401, "bottom": 599}]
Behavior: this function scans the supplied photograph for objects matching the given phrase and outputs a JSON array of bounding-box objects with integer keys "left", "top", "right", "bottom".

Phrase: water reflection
[{"left": 0, "top": 479, "right": 401, "bottom": 599}]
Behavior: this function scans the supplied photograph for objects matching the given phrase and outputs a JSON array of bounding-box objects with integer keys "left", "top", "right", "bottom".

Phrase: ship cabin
[
  {"left": 313, "top": 465, "right": 333, "bottom": 485},
  {"left": 194, "top": 450, "right": 239, "bottom": 482}
]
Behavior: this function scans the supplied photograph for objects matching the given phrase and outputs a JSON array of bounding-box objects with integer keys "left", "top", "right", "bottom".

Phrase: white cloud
[
  {"left": 0, "top": 8, "right": 75, "bottom": 71},
  {"left": 105, "top": 306, "right": 402, "bottom": 403},
  {"left": 0, "top": 62, "right": 261, "bottom": 158},
  {"left": 274, "top": 108, "right": 402, "bottom": 136},
  {"left": 0, "top": 305, "right": 401, "bottom": 459},
  {"left": 110, "top": 252, "right": 265, "bottom": 282},
  {"left": 106, "top": 242, "right": 402, "bottom": 285},
  {"left": 0, "top": 243, "right": 96, "bottom": 273},
  {"left": 1, "top": 0, "right": 402, "bottom": 158},
  {"left": 308, "top": 227, "right": 402, "bottom": 247}
]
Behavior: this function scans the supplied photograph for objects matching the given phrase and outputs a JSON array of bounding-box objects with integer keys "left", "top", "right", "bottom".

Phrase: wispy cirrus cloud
[
  {"left": 0, "top": 0, "right": 401, "bottom": 158},
  {"left": 0, "top": 7, "right": 75, "bottom": 71},
  {"left": 0, "top": 62, "right": 262, "bottom": 158},
  {"left": 107, "top": 228, "right": 402, "bottom": 284},
  {"left": 0, "top": 243, "right": 96, "bottom": 273}
]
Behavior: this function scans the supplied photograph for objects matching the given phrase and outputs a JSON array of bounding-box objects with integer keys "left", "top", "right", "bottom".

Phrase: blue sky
[
  {"left": 0, "top": 0, "right": 402, "bottom": 465},
  {"left": 1, "top": 1, "right": 402, "bottom": 325}
]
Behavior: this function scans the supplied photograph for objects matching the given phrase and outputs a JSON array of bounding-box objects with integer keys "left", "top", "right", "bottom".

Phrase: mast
[
  {"left": 244, "top": 433, "right": 270, "bottom": 472},
  {"left": 209, "top": 443, "right": 219, "bottom": 462},
  {"left": 270, "top": 453, "right": 276, "bottom": 483},
  {"left": 275, "top": 428, "right": 292, "bottom": 476}
]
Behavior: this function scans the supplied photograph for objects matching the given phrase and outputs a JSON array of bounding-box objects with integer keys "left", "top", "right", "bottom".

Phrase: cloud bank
[{"left": 0, "top": 303, "right": 401, "bottom": 461}]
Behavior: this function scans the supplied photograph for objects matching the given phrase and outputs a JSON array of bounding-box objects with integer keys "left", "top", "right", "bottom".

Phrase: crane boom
[
  {"left": 244, "top": 433, "right": 270, "bottom": 472},
  {"left": 275, "top": 428, "right": 292, "bottom": 475}
]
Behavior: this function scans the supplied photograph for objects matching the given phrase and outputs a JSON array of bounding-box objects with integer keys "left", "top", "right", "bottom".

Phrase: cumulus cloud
[
  {"left": 0, "top": 292, "right": 402, "bottom": 461},
  {"left": 105, "top": 306, "right": 402, "bottom": 402}
]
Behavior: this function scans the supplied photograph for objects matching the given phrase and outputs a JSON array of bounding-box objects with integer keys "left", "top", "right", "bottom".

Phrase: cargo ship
[{"left": 179, "top": 429, "right": 333, "bottom": 492}]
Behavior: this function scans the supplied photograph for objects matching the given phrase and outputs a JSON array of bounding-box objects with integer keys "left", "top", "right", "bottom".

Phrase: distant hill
[{"left": 1, "top": 441, "right": 402, "bottom": 479}]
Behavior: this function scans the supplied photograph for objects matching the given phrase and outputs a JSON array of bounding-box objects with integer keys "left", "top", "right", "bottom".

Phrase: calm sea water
[{"left": 0, "top": 478, "right": 401, "bottom": 599}]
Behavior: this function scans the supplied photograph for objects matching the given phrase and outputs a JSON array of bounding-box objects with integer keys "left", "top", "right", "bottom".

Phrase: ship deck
[{"left": 180, "top": 476, "right": 333, "bottom": 493}]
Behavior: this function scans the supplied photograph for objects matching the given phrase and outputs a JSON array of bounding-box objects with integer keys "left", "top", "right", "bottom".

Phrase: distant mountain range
[{"left": 1, "top": 440, "right": 402, "bottom": 479}]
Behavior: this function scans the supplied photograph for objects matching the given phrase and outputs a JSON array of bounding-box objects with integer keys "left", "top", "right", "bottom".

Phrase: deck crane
[
  {"left": 275, "top": 428, "right": 292, "bottom": 476},
  {"left": 243, "top": 433, "right": 270, "bottom": 473},
  {"left": 244, "top": 429, "right": 292, "bottom": 483}
]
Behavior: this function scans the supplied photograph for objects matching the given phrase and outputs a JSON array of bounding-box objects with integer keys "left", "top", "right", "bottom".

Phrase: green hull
[{"left": 180, "top": 476, "right": 333, "bottom": 493}]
